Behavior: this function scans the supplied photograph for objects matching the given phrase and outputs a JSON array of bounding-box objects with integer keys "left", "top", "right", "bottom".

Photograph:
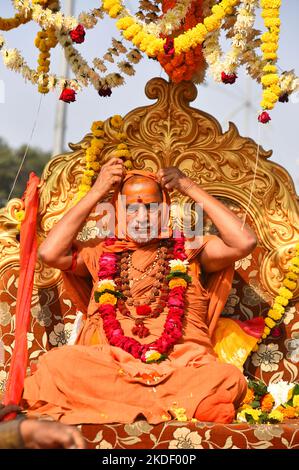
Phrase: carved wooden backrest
[{"left": 0, "top": 78, "right": 298, "bottom": 395}]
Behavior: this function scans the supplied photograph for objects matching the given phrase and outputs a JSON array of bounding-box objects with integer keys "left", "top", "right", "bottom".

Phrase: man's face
[{"left": 120, "top": 178, "right": 163, "bottom": 244}]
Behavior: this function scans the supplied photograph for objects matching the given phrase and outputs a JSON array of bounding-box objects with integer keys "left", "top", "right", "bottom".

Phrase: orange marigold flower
[
  {"left": 282, "top": 406, "right": 296, "bottom": 419},
  {"left": 242, "top": 387, "right": 255, "bottom": 404},
  {"left": 261, "top": 393, "right": 275, "bottom": 412}
]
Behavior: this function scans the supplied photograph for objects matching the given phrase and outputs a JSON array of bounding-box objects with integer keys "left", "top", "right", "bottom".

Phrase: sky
[{"left": 0, "top": 0, "right": 298, "bottom": 194}]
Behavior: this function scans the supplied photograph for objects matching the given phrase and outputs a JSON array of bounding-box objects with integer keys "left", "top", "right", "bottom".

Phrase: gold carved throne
[{"left": 0, "top": 77, "right": 299, "bottom": 447}]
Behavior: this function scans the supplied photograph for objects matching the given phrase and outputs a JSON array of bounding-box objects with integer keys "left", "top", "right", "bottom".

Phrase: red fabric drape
[{"left": 3, "top": 172, "right": 39, "bottom": 420}]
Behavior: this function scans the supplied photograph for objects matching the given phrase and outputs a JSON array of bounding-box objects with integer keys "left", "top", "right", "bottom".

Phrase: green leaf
[
  {"left": 250, "top": 400, "right": 261, "bottom": 409},
  {"left": 248, "top": 379, "right": 267, "bottom": 397}
]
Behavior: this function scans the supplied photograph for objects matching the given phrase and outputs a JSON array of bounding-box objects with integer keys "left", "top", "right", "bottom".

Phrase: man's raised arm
[{"left": 38, "top": 158, "right": 125, "bottom": 275}]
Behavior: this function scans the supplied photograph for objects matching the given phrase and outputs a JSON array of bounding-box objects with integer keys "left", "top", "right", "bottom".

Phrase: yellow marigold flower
[
  {"left": 97, "top": 281, "right": 115, "bottom": 292},
  {"left": 211, "top": 5, "right": 225, "bottom": 18},
  {"left": 91, "top": 121, "right": 104, "bottom": 132},
  {"left": 293, "top": 395, "right": 299, "bottom": 407},
  {"left": 81, "top": 176, "right": 92, "bottom": 186},
  {"left": 78, "top": 184, "right": 90, "bottom": 193},
  {"left": 113, "top": 149, "right": 130, "bottom": 158},
  {"left": 244, "top": 408, "right": 262, "bottom": 422},
  {"left": 132, "top": 31, "right": 146, "bottom": 47},
  {"left": 261, "top": 74, "right": 279, "bottom": 86},
  {"left": 269, "top": 84, "right": 281, "bottom": 96},
  {"left": 261, "top": 32, "right": 279, "bottom": 43},
  {"left": 264, "top": 326, "right": 271, "bottom": 335},
  {"left": 169, "top": 278, "right": 187, "bottom": 289},
  {"left": 261, "top": 43, "right": 279, "bottom": 53},
  {"left": 99, "top": 293, "right": 117, "bottom": 305},
  {"left": 171, "top": 265, "right": 187, "bottom": 273},
  {"left": 265, "top": 317, "right": 276, "bottom": 329},
  {"left": 263, "top": 64, "right": 277, "bottom": 73},
  {"left": 263, "top": 52, "right": 278, "bottom": 61},
  {"left": 85, "top": 153, "right": 97, "bottom": 163},
  {"left": 275, "top": 296, "right": 289, "bottom": 306},
  {"left": 117, "top": 132, "right": 127, "bottom": 141},
  {"left": 83, "top": 169, "right": 94, "bottom": 177},
  {"left": 124, "top": 160, "right": 133, "bottom": 170},
  {"left": 145, "top": 351, "right": 162, "bottom": 363},
  {"left": 261, "top": 393, "right": 274, "bottom": 412},
  {"left": 110, "top": 114, "right": 123, "bottom": 128},
  {"left": 109, "top": 5, "right": 122, "bottom": 18},
  {"left": 267, "top": 309, "right": 282, "bottom": 321},
  {"left": 278, "top": 286, "right": 293, "bottom": 299},
  {"left": 286, "top": 271, "right": 298, "bottom": 281},
  {"left": 263, "top": 90, "right": 279, "bottom": 103},
  {"left": 15, "top": 210, "right": 25, "bottom": 222},
  {"left": 264, "top": 17, "right": 281, "bottom": 28},
  {"left": 123, "top": 24, "right": 142, "bottom": 41},
  {"left": 242, "top": 387, "right": 255, "bottom": 405},
  {"left": 204, "top": 15, "right": 222, "bottom": 32},
  {"left": 89, "top": 162, "right": 101, "bottom": 171},
  {"left": 103, "top": 0, "right": 119, "bottom": 10},
  {"left": 116, "top": 17, "right": 135, "bottom": 31},
  {"left": 261, "top": 0, "right": 281, "bottom": 8},
  {"left": 90, "top": 139, "right": 104, "bottom": 150},
  {"left": 289, "top": 265, "right": 299, "bottom": 274},
  {"left": 268, "top": 409, "right": 284, "bottom": 422},
  {"left": 261, "top": 100, "right": 274, "bottom": 109},
  {"left": 290, "top": 256, "right": 299, "bottom": 267},
  {"left": 117, "top": 143, "right": 127, "bottom": 150}
]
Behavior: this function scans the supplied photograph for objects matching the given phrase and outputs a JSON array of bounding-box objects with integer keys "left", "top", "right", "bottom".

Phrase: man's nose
[{"left": 135, "top": 206, "right": 148, "bottom": 224}]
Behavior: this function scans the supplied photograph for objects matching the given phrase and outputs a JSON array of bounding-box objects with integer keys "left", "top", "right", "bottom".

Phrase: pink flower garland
[{"left": 96, "top": 234, "right": 191, "bottom": 363}]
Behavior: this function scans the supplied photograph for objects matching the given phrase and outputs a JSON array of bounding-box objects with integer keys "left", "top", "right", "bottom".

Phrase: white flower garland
[
  {"left": 13, "top": 0, "right": 78, "bottom": 32},
  {"left": 0, "top": 33, "right": 81, "bottom": 91},
  {"left": 203, "top": 0, "right": 260, "bottom": 81},
  {"left": 138, "top": 0, "right": 193, "bottom": 37}
]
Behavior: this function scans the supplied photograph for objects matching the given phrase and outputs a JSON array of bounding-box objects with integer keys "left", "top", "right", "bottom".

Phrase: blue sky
[{"left": 0, "top": 1, "right": 298, "bottom": 193}]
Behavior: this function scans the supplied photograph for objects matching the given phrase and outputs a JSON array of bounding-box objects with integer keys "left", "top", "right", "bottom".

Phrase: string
[
  {"left": 241, "top": 123, "right": 262, "bottom": 231},
  {"left": 7, "top": 93, "right": 43, "bottom": 202}
]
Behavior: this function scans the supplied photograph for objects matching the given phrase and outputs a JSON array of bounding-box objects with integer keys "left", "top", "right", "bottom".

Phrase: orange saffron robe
[{"left": 23, "top": 235, "right": 247, "bottom": 424}]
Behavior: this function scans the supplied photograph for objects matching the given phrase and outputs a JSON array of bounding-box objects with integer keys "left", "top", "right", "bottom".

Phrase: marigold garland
[
  {"left": 75, "top": 115, "right": 133, "bottom": 203},
  {"left": 157, "top": 0, "right": 206, "bottom": 84},
  {"left": 34, "top": 26, "right": 58, "bottom": 94},
  {"left": 259, "top": 0, "right": 281, "bottom": 120},
  {"left": 0, "top": 11, "right": 32, "bottom": 31},
  {"left": 0, "top": 0, "right": 297, "bottom": 112},
  {"left": 251, "top": 242, "right": 299, "bottom": 353},
  {"left": 94, "top": 234, "right": 191, "bottom": 363},
  {"left": 108, "top": 0, "right": 240, "bottom": 57}
]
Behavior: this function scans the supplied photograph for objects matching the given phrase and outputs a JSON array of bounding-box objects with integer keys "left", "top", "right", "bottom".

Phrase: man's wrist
[
  {"left": 88, "top": 187, "right": 106, "bottom": 202},
  {"left": 180, "top": 177, "right": 197, "bottom": 195}
]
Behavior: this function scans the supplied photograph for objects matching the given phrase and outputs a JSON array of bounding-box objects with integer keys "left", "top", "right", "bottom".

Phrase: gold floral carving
[{"left": 0, "top": 78, "right": 298, "bottom": 298}]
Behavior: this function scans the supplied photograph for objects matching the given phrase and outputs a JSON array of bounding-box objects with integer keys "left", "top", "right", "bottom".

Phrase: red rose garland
[{"left": 95, "top": 234, "right": 191, "bottom": 363}]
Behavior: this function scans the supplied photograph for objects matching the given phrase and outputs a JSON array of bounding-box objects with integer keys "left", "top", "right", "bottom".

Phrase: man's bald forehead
[{"left": 121, "top": 176, "right": 162, "bottom": 198}]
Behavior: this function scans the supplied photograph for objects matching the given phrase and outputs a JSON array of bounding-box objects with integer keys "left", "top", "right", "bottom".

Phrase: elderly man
[{"left": 23, "top": 158, "right": 257, "bottom": 424}]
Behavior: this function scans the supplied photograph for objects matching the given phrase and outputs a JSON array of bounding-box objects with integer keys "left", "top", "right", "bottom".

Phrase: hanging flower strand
[
  {"left": 258, "top": 0, "right": 282, "bottom": 124},
  {"left": 251, "top": 242, "right": 299, "bottom": 353}
]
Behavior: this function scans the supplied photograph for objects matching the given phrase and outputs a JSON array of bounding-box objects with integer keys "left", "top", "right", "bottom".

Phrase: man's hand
[
  {"left": 19, "top": 419, "right": 86, "bottom": 449},
  {"left": 92, "top": 157, "right": 125, "bottom": 197},
  {"left": 157, "top": 167, "right": 195, "bottom": 195}
]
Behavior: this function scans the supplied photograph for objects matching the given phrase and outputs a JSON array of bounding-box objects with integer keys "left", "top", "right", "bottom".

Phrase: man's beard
[{"left": 127, "top": 224, "right": 159, "bottom": 244}]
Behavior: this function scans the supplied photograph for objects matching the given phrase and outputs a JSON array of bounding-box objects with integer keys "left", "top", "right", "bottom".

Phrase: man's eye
[
  {"left": 149, "top": 205, "right": 159, "bottom": 213},
  {"left": 127, "top": 205, "right": 138, "bottom": 214}
]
